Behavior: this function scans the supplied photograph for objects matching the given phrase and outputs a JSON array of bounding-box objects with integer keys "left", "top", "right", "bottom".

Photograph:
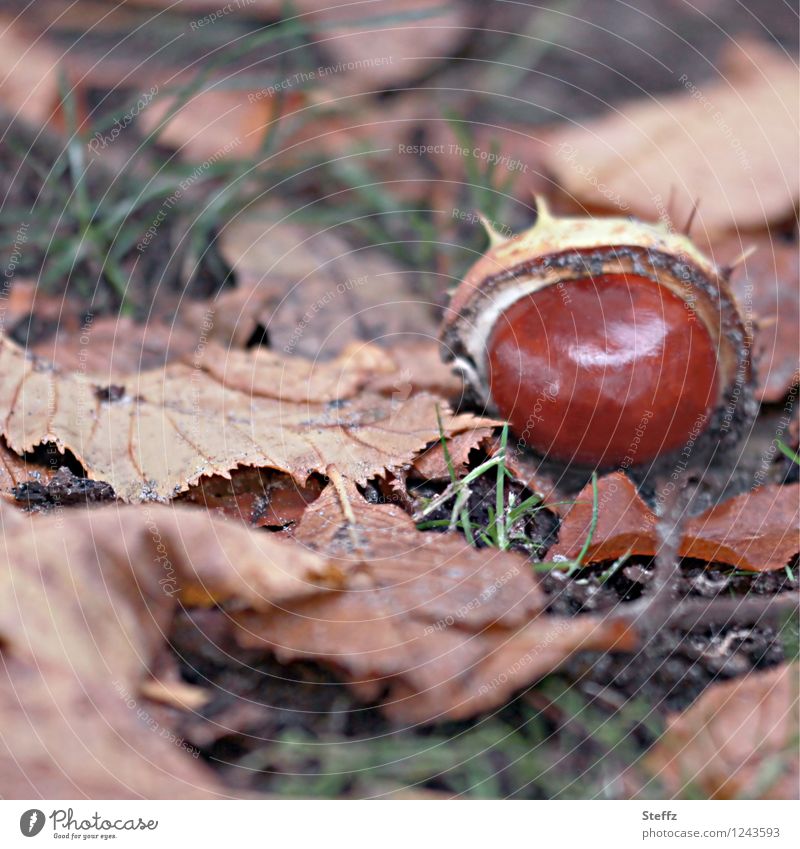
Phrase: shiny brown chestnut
[{"left": 440, "top": 201, "right": 752, "bottom": 468}]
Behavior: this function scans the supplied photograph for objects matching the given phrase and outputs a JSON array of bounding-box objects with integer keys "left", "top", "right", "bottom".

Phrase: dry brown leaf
[
  {"left": 0, "top": 334, "right": 489, "bottom": 502},
  {"left": 0, "top": 17, "right": 60, "bottom": 126},
  {"left": 682, "top": 485, "right": 800, "bottom": 572},
  {"left": 549, "top": 474, "right": 800, "bottom": 572},
  {"left": 0, "top": 440, "right": 57, "bottom": 494},
  {"left": 176, "top": 300, "right": 457, "bottom": 398},
  {"left": 201, "top": 340, "right": 398, "bottom": 401},
  {"left": 645, "top": 664, "right": 799, "bottom": 799},
  {"left": 307, "top": 0, "right": 472, "bottom": 97},
  {"left": 0, "top": 280, "right": 74, "bottom": 341},
  {"left": 548, "top": 472, "right": 655, "bottom": 564},
  {"left": 30, "top": 315, "right": 205, "bottom": 374},
  {"left": 175, "top": 280, "right": 281, "bottom": 353},
  {"left": 235, "top": 476, "right": 636, "bottom": 724},
  {"left": 412, "top": 426, "right": 495, "bottom": 480},
  {"left": 364, "top": 339, "right": 466, "bottom": 400},
  {"left": 218, "top": 206, "right": 437, "bottom": 359},
  {"left": 0, "top": 500, "right": 334, "bottom": 798},
  {"left": 713, "top": 233, "right": 800, "bottom": 402},
  {"left": 544, "top": 40, "right": 799, "bottom": 237},
  {"left": 0, "top": 480, "right": 635, "bottom": 794},
  {"left": 137, "top": 88, "right": 285, "bottom": 162},
  {"left": 180, "top": 467, "right": 323, "bottom": 527}
]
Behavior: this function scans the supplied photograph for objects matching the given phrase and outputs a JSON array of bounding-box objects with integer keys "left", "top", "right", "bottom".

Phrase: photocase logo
[{"left": 19, "top": 809, "right": 45, "bottom": 837}]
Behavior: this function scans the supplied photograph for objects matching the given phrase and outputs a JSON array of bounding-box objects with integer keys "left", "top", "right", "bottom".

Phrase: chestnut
[{"left": 441, "top": 201, "right": 753, "bottom": 468}]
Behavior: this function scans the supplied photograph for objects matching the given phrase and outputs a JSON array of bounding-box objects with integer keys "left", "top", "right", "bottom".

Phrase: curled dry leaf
[
  {"left": 548, "top": 472, "right": 655, "bottom": 564},
  {"left": 0, "top": 335, "right": 489, "bottom": 502},
  {"left": 644, "top": 664, "right": 799, "bottom": 799},
  {"left": 0, "top": 485, "right": 635, "bottom": 796},
  {"left": 235, "top": 475, "right": 636, "bottom": 725},
  {"left": 174, "top": 284, "right": 276, "bottom": 355},
  {"left": 544, "top": 40, "right": 799, "bottom": 237},
  {"left": 549, "top": 473, "right": 800, "bottom": 572},
  {"left": 0, "top": 440, "right": 57, "bottom": 495},
  {"left": 412, "top": 426, "right": 496, "bottom": 481},
  {"left": 0, "top": 501, "right": 335, "bottom": 799},
  {"left": 180, "top": 467, "right": 324, "bottom": 528}
]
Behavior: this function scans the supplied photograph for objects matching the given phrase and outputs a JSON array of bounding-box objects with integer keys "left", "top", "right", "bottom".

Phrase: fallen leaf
[
  {"left": 0, "top": 16, "right": 60, "bottom": 126},
  {"left": 682, "top": 485, "right": 800, "bottom": 572},
  {"left": 180, "top": 467, "right": 323, "bottom": 527},
  {"left": 137, "top": 88, "right": 284, "bottom": 162},
  {"left": 0, "top": 500, "right": 333, "bottom": 798},
  {"left": 0, "top": 334, "right": 489, "bottom": 501},
  {"left": 645, "top": 663, "right": 799, "bottom": 799},
  {"left": 0, "top": 440, "right": 57, "bottom": 495},
  {"left": 544, "top": 40, "right": 799, "bottom": 237},
  {"left": 175, "top": 279, "right": 281, "bottom": 353},
  {"left": 549, "top": 474, "right": 800, "bottom": 572},
  {"left": 31, "top": 315, "right": 204, "bottom": 374},
  {"left": 365, "top": 339, "right": 466, "bottom": 401},
  {"left": 201, "top": 340, "right": 398, "bottom": 401},
  {"left": 307, "top": 0, "right": 472, "bottom": 97},
  {"left": 235, "top": 475, "right": 635, "bottom": 724},
  {"left": 0, "top": 280, "right": 75, "bottom": 342},
  {"left": 218, "top": 206, "right": 438, "bottom": 359},
  {"left": 174, "top": 289, "right": 455, "bottom": 388},
  {"left": 412, "top": 426, "right": 495, "bottom": 480},
  {"left": 547, "top": 472, "right": 655, "bottom": 564},
  {"left": 713, "top": 233, "right": 799, "bottom": 402}
]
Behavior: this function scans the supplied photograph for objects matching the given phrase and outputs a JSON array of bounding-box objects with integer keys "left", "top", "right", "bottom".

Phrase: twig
[
  {"left": 640, "top": 476, "right": 688, "bottom": 613},
  {"left": 633, "top": 592, "right": 798, "bottom": 635},
  {"left": 326, "top": 464, "right": 359, "bottom": 548}
]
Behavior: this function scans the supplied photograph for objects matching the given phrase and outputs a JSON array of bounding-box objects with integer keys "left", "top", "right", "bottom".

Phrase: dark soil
[
  {"left": 406, "top": 470, "right": 560, "bottom": 559},
  {"left": 12, "top": 465, "right": 116, "bottom": 508}
]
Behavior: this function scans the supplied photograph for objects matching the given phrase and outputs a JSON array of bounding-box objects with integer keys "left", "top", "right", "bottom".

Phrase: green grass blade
[{"left": 777, "top": 439, "right": 800, "bottom": 465}]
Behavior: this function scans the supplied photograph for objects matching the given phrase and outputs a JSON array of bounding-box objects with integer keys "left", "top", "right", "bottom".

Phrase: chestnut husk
[{"left": 440, "top": 203, "right": 757, "bottom": 481}]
